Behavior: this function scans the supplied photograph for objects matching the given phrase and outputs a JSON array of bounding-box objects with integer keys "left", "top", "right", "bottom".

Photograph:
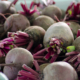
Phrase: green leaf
[
  {"left": 47, "top": 44, "right": 50, "bottom": 48},
  {"left": 66, "top": 46, "right": 75, "bottom": 52},
  {"left": 68, "top": 9, "right": 72, "bottom": 15},
  {"left": 9, "top": 45, "right": 14, "bottom": 49}
]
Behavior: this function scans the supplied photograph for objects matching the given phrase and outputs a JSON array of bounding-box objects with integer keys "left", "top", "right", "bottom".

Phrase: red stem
[
  {"left": 26, "top": 40, "right": 34, "bottom": 50},
  {"left": 33, "top": 60, "right": 40, "bottom": 72},
  {"left": 33, "top": 48, "right": 47, "bottom": 56},
  {"left": 18, "top": 70, "right": 38, "bottom": 80},
  {"left": 50, "top": 54, "right": 58, "bottom": 63},
  {"left": 77, "top": 29, "right": 80, "bottom": 38},
  {"left": 22, "top": 64, "right": 39, "bottom": 77},
  {"left": 34, "top": 56, "right": 44, "bottom": 59}
]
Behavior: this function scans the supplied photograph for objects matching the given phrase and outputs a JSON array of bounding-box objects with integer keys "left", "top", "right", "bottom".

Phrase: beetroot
[
  {"left": 33, "top": 15, "right": 56, "bottom": 30},
  {"left": 73, "top": 36, "right": 80, "bottom": 51},
  {"left": 33, "top": 22, "right": 74, "bottom": 63},
  {"left": 8, "top": 26, "right": 45, "bottom": 51},
  {"left": 65, "top": 21, "right": 80, "bottom": 38},
  {"left": 4, "top": 14, "right": 30, "bottom": 32},
  {"left": 43, "top": 22, "right": 74, "bottom": 48},
  {"left": 0, "top": 0, "right": 17, "bottom": 14},
  {"left": 19, "top": 0, "right": 40, "bottom": 25},
  {"left": 43, "top": 61, "right": 78, "bottom": 80},
  {"left": 42, "top": 5, "right": 62, "bottom": 21},
  {"left": 3, "top": 47, "right": 34, "bottom": 80}
]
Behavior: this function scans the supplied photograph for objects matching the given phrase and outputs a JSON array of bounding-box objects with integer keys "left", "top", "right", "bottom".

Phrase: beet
[
  {"left": 4, "top": 14, "right": 30, "bottom": 32},
  {"left": 73, "top": 36, "right": 80, "bottom": 51},
  {"left": 24, "top": 26, "right": 45, "bottom": 45},
  {"left": 33, "top": 15, "right": 56, "bottom": 30},
  {"left": 0, "top": 1, "right": 16, "bottom": 14},
  {"left": 65, "top": 21, "right": 80, "bottom": 38},
  {"left": 43, "top": 61, "right": 78, "bottom": 80},
  {"left": 3, "top": 47, "right": 34, "bottom": 80},
  {"left": 43, "top": 22, "right": 74, "bottom": 48},
  {"left": 42, "top": 5, "right": 62, "bottom": 21}
]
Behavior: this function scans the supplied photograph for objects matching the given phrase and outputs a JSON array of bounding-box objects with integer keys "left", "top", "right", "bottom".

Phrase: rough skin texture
[
  {"left": 24, "top": 26, "right": 45, "bottom": 44},
  {"left": 43, "top": 22, "right": 74, "bottom": 48}
]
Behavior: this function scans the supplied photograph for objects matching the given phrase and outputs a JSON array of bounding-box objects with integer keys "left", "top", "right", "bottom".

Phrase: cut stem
[
  {"left": 0, "top": 63, "right": 17, "bottom": 67},
  {"left": 26, "top": 40, "right": 34, "bottom": 50}
]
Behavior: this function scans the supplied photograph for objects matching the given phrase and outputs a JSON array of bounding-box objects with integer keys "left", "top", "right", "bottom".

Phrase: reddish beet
[
  {"left": 33, "top": 15, "right": 56, "bottom": 30},
  {"left": 0, "top": 0, "right": 17, "bottom": 14},
  {"left": 65, "top": 21, "right": 80, "bottom": 38},
  {"left": 2, "top": 48, "right": 34, "bottom": 80},
  {"left": 8, "top": 26, "right": 45, "bottom": 51},
  {"left": 43, "top": 61, "right": 78, "bottom": 80},
  {"left": 4, "top": 14, "right": 30, "bottom": 32},
  {"left": 42, "top": 5, "right": 62, "bottom": 21}
]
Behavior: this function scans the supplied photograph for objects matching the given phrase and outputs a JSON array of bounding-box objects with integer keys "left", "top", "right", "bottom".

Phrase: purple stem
[
  {"left": 18, "top": 70, "right": 38, "bottom": 80},
  {"left": 63, "top": 56, "right": 73, "bottom": 62},
  {"left": 50, "top": 54, "right": 58, "bottom": 63},
  {"left": 66, "top": 51, "right": 79, "bottom": 56},
  {"left": 34, "top": 56, "right": 44, "bottom": 59},
  {"left": 74, "top": 61, "right": 79, "bottom": 68},
  {"left": 22, "top": 64, "right": 39, "bottom": 77},
  {"left": 33, "top": 60, "right": 40, "bottom": 72},
  {"left": 44, "top": 52, "right": 51, "bottom": 60},
  {"left": 33, "top": 48, "right": 47, "bottom": 56},
  {"left": 77, "top": 29, "right": 80, "bottom": 38},
  {"left": 26, "top": 40, "right": 34, "bottom": 51},
  {"left": 68, "top": 55, "right": 77, "bottom": 63},
  {"left": 33, "top": 44, "right": 42, "bottom": 53}
]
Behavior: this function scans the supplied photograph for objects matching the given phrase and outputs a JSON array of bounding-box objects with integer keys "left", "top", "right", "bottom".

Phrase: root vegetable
[
  {"left": 43, "top": 61, "right": 78, "bottom": 80},
  {"left": 3, "top": 47, "right": 34, "bottom": 80},
  {"left": 42, "top": 5, "right": 62, "bottom": 21},
  {"left": 43, "top": 22, "right": 74, "bottom": 48},
  {"left": 65, "top": 21, "right": 80, "bottom": 38},
  {"left": 33, "top": 22, "right": 74, "bottom": 63},
  {"left": 0, "top": 0, "right": 17, "bottom": 14},
  {"left": 73, "top": 36, "right": 80, "bottom": 51},
  {"left": 4, "top": 14, "right": 30, "bottom": 32},
  {"left": 33, "top": 15, "right": 56, "bottom": 30}
]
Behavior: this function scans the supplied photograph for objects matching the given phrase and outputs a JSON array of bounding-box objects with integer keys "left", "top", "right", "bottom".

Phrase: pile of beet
[{"left": 0, "top": 0, "right": 80, "bottom": 80}]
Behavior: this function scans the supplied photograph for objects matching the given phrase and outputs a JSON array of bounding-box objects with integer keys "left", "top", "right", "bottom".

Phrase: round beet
[
  {"left": 42, "top": 5, "right": 62, "bottom": 21},
  {"left": 43, "top": 61, "right": 78, "bottom": 80},
  {"left": 4, "top": 14, "right": 30, "bottom": 32},
  {"left": 73, "top": 36, "right": 80, "bottom": 51},
  {"left": 24, "top": 26, "right": 45, "bottom": 45},
  {"left": 33, "top": 15, "right": 56, "bottom": 30},
  {"left": 43, "top": 22, "right": 74, "bottom": 48},
  {"left": 0, "top": 1, "right": 16, "bottom": 14},
  {"left": 3, "top": 47, "right": 34, "bottom": 80},
  {"left": 65, "top": 21, "right": 80, "bottom": 38}
]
